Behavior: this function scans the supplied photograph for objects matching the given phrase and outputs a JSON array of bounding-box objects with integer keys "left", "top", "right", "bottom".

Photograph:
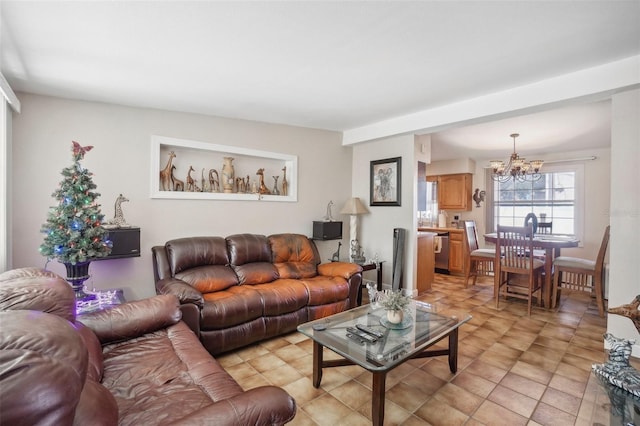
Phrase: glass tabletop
[{"left": 297, "top": 300, "right": 471, "bottom": 371}]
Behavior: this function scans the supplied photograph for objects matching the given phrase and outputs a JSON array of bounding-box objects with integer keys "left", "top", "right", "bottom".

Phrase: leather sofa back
[
  {"left": 269, "top": 233, "right": 320, "bottom": 279},
  {"left": 0, "top": 268, "right": 119, "bottom": 426},
  {"left": 0, "top": 266, "right": 76, "bottom": 321},
  {"left": 0, "top": 310, "right": 88, "bottom": 425},
  {"left": 155, "top": 233, "right": 325, "bottom": 290},
  {"left": 226, "top": 234, "right": 278, "bottom": 285}
]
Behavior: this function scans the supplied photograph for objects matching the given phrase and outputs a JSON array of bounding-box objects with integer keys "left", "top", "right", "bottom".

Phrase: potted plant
[{"left": 379, "top": 290, "right": 411, "bottom": 324}]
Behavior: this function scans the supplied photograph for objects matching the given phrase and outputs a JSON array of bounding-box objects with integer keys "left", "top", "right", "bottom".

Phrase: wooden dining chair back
[
  {"left": 537, "top": 222, "right": 553, "bottom": 234},
  {"left": 495, "top": 224, "right": 544, "bottom": 315},
  {"left": 463, "top": 220, "right": 495, "bottom": 287},
  {"left": 552, "top": 225, "right": 610, "bottom": 316}
]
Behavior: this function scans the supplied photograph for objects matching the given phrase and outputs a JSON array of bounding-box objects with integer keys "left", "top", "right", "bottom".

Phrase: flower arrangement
[{"left": 378, "top": 290, "right": 411, "bottom": 313}]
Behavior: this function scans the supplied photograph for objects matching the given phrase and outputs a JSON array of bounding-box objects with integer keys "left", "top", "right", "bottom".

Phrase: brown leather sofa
[
  {"left": 0, "top": 267, "right": 296, "bottom": 425},
  {"left": 152, "top": 233, "right": 363, "bottom": 355}
]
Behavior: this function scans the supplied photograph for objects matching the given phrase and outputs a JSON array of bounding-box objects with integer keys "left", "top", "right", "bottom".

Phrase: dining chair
[
  {"left": 495, "top": 224, "right": 545, "bottom": 315},
  {"left": 537, "top": 222, "right": 553, "bottom": 234},
  {"left": 552, "top": 225, "right": 610, "bottom": 317},
  {"left": 463, "top": 220, "right": 495, "bottom": 287}
]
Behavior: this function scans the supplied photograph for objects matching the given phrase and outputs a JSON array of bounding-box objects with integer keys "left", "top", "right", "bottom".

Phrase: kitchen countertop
[{"left": 418, "top": 226, "right": 464, "bottom": 233}]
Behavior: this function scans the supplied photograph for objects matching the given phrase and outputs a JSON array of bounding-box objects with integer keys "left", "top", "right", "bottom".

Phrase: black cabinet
[
  {"left": 100, "top": 227, "right": 141, "bottom": 260},
  {"left": 312, "top": 221, "right": 342, "bottom": 240}
]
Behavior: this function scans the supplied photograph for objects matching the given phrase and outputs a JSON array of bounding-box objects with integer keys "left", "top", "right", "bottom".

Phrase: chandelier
[{"left": 490, "top": 133, "right": 544, "bottom": 182}]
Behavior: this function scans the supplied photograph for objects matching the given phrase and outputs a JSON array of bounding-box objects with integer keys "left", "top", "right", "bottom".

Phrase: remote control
[
  {"left": 355, "top": 324, "right": 384, "bottom": 339},
  {"left": 346, "top": 327, "right": 377, "bottom": 343},
  {"left": 346, "top": 333, "right": 365, "bottom": 345}
]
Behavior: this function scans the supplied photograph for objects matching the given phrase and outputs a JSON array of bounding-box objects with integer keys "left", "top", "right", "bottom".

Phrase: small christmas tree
[{"left": 40, "top": 142, "right": 112, "bottom": 265}]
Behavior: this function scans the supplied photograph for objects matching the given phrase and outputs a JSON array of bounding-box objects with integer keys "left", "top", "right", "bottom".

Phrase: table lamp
[{"left": 340, "top": 197, "right": 369, "bottom": 260}]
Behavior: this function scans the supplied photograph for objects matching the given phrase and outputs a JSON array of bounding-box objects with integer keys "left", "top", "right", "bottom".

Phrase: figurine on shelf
[
  {"left": 350, "top": 239, "right": 366, "bottom": 264},
  {"left": 201, "top": 169, "right": 209, "bottom": 192},
  {"left": 159, "top": 151, "right": 176, "bottom": 191},
  {"left": 282, "top": 166, "right": 288, "bottom": 196},
  {"left": 256, "top": 168, "right": 271, "bottom": 194},
  {"left": 222, "top": 157, "right": 235, "bottom": 193},
  {"left": 209, "top": 169, "right": 220, "bottom": 192},
  {"left": 330, "top": 241, "right": 341, "bottom": 262},
  {"left": 272, "top": 176, "right": 280, "bottom": 195},
  {"left": 245, "top": 175, "right": 251, "bottom": 193},
  {"left": 105, "top": 194, "right": 129, "bottom": 229},
  {"left": 186, "top": 166, "right": 196, "bottom": 192},
  {"left": 324, "top": 201, "right": 334, "bottom": 221},
  {"left": 171, "top": 166, "right": 184, "bottom": 191}
]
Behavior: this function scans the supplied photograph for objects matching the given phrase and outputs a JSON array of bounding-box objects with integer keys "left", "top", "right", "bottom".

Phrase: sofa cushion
[
  {"left": 0, "top": 267, "right": 76, "bottom": 322},
  {"left": 201, "top": 286, "right": 264, "bottom": 329},
  {"left": 74, "top": 379, "right": 119, "bottom": 426},
  {"left": 249, "top": 279, "right": 309, "bottom": 316},
  {"left": 101, "top": 321, "right": 242, "bottom": 425},
  {"left": 227, "top": 234, "right": 272, "bottom": 265},
  {"left": 79, "top": 294, "right": 182, "bottom": 344},
  {"left": 75, "top": 322, "right": 104, "bottom": 382},
  {"left": 176, "top": 264, "right": 239, "bottom": 293},
  {"left": 233, "top": 262, "right": 279, "bottom": 285},
  {"left": 227, "top": 234, "right": 278, "bottom": 284},
  {"left": 166, "top": 237, "right": 230, "bottom": 275},
  {"left": 269, "top": 234, "right": 319, "bottom": 279},
  {"left": 0, "top": 310, "right": 87, "bottom": 426},
  {"left": 300, "top": 275, "right": 350, "bottom": 306}
]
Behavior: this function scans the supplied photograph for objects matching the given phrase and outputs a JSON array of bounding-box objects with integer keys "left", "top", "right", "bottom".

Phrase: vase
[
  {"left": 386, "top": 309, "right": 403, "bottom": 324},
  {"left": 221, "top": 157, "right": 235, "bottom": 193},
  {"left": 64, "top": 261, "right": 96, "bottom": 301}
]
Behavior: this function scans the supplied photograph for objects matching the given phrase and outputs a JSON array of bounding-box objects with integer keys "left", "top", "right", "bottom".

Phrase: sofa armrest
[
  {"left": 78, "top": 294, "right": 182, "bottom": 344},
  {"left": 317, "top": 261, "right": 362, "bottom": 279},
  {"left": 179, "top": 303, "right": 201, "bottom": 337},
  {"left": 156, "top": 277, "right": 204, "bottom": 308},
  {"left": 317, "top": 262, "right": 363, "bottom": 309},
  {"left": 167, "top": 385, "right": 296, "bottom": 426}
]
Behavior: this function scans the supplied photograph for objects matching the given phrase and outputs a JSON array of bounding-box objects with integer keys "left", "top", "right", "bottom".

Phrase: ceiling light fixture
[{"left": 490, "top": 133, "right": 544, "bottom": 182}]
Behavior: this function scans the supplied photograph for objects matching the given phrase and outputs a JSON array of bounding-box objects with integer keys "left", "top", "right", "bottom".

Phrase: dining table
[{"left": 484, "top": 233, "right": 580, "bottom": 309}]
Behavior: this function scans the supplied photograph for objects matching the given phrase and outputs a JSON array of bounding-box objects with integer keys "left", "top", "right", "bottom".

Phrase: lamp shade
[{"left": 340, "top": 197, "right": 369, "bottom": 215}]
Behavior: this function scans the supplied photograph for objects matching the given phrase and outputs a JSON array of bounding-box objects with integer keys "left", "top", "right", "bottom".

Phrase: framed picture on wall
[{"left": 370, "top": 157, "right": 401, "bottom": 206}]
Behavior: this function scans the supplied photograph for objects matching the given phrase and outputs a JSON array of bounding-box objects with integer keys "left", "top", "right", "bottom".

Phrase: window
[{"left": 488, "top": 164, "right": 584, "bottom": 238}]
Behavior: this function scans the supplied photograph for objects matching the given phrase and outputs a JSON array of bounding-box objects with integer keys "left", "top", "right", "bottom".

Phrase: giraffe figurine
[
  {"left": 159, "top": 151, "right": 176, "bottom": 191},
  {"left": 256, "top": 168, "right": 271, "bottom": 195},
  {"left": 171, "top": 166, "right": 184, "bottom": 191},
  {"left": 107, "top": 194, "right": 129, "bottom": 228},
  {"left": 186, "top": 166, "right": 196, "bottom": 192}
]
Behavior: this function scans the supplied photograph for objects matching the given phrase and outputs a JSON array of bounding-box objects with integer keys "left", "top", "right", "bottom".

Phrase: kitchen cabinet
[
  {"left": 417, "top": 231, "right": 435, "bottom": 293},
  {"left": 448, "top": 230, "right": 465, "bottom": 274},
  {"left": 434, "top": 173, "right": 473, "bottom": 211},
  {"left": 418, "top": 227, "right": 466, "bottom": 277}
]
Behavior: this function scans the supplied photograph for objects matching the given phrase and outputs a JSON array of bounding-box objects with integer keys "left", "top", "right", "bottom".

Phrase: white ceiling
[{"left": 2, "top": 1, "right": 639, "bottom": 160}]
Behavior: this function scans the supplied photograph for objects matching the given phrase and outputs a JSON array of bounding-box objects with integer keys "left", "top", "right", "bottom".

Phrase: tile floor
[{"left": 217, "top": 274, "right": 638, "bottom": 425}]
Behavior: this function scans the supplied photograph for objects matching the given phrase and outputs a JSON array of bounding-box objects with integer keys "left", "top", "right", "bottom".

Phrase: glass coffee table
[{"left": 298, "top": 300, "right": 471, "bottom": 426}]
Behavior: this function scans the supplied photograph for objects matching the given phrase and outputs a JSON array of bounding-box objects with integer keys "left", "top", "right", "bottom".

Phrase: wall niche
[{"left": 150, "top": 135, "right": 297, "bottom": 202}]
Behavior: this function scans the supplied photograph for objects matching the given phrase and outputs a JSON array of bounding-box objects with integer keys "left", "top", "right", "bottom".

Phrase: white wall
[
  {"left": 350, "top": 134, "right": 428, "bottom": 295},
  {"left": 11, "top": 93, "right": 353, "bottom": 301},
  {"left": 609, "top": 89, "right": 640, "bottom": 356}
]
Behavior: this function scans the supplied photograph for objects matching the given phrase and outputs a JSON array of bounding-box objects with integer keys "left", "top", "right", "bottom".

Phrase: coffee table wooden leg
[
  {"left": 448, "top": 328, "right": 459, "bottom": 373},
  {"left": 372, "top": 371, "right": 386, "bottom": 426},
  {"left": 312, "top": 341, "right": 323, "bottom": 388}
]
